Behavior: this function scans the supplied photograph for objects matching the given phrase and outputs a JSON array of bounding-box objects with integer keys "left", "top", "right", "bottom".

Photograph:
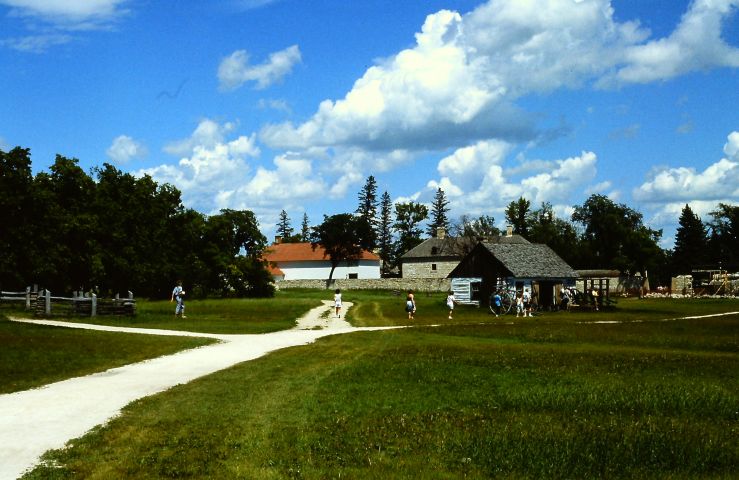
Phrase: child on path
[
  {"left": 446, "top": 291, "right": 456, "bottom": 320},
  {"left": 405, "top": 290, "right": 416, "bottom": 320},
  {"left": 170, "top": 280, "right": 186, "bottom": 318},
  {"left": 334, "top": 288, "right": 342, "bottom": 318}
]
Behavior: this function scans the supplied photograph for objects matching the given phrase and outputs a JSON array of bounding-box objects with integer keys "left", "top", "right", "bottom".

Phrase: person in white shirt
[{"left": 334, "top": 288, "right": 342, "bottom": 318}]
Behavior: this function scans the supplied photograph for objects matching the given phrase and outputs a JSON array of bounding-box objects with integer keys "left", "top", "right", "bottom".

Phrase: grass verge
[
  {"left": 18, "top": 290, "right": 329, "bottom": 334},
  {"left": 22, "top": 305, "right": 739, "bottom": 479},
  {"left": 0, "top": 316, "right": 216, "bottom": 394}
]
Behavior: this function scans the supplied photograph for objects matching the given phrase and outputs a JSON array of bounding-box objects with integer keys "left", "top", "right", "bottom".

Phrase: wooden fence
[
  {"left": 1, "top": 286, "right": 136, "bottom": 317},
  {"left": 0, "top": 286, "right": 39, "bottom": 310},
  {"left": 33, "top": 290, "right": 137, "bottom": 317}
]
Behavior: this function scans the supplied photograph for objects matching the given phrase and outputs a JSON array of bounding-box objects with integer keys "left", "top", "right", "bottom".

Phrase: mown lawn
[
  {"left": 39, "top": 290, "right": 329, "bottom": 334},
  {"left": 0, "top": 317, "right": 216, "bottom": 394},
  {"left": 21, "top": 295, "right": 739, "bottom": 479},
  {"left": 0, "top": 291, "right": 330, "bottom": 393}
]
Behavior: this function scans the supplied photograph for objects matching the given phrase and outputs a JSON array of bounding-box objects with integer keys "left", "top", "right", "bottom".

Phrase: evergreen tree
[
  {"left": 426, "top": 187, "right": 450, "bottom": 237},
  {"left": 276, "top": 209, "right": 293, "bottom": 240},
  {"left": 300, "top": 212, "right": 310, "bottom": 242},
  {"left": 672, "top": 204, "right": 708, "bottom": 275},
  {"left": 378, "top": 191, "right": 395, "bottom": 276},
  {"left": 356, "top": 175, "right": 379, "bottom": 246}
]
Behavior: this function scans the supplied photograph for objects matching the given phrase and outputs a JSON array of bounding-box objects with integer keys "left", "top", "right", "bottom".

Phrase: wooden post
[
  {"left": 91, "top": 294, "right": 97, "bottom": 317},
  {"left": 128, "top": 291, "right": 133, "bottom": 300},
  {"left": 45, "top": 289, "right": 51, "bottom": 315},
  {"left": 25, "top": 286, "right": 31, "bottom": 310}
]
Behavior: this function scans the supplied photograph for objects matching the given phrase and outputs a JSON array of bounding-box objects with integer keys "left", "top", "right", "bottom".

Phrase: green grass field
[
  {"left": 35, "top": 291, "right": 329, "bottom": 334},
  {"left": 4, "top": 292, "right": 738, "bottom": 479},
  {"left": 0, "top": 318, "right": 216, "bottom": 394}
]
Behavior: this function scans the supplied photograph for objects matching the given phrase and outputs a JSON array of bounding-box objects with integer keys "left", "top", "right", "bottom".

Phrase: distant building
[
  {"left": 399, "top": 226, "right": 529, "bottom": 279},
  {"left": 263, "top": 241, "right": 380, "bottom": 281},
  {"left": 449, "top": 241, "right": 578, "bottom": 309}
]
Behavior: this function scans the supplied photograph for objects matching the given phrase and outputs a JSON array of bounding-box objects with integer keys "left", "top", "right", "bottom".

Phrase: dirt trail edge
[{"left": 1, "top": 301, "right": 396, "bottom": 479}]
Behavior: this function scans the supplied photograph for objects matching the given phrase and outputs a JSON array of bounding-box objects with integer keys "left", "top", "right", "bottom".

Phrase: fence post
[
  {"left": 45, "top": 289, "right": 51, "bottom": 315},
  {"left": 25, "top": 286, "right": 31, "bottom": 310},
  {"left": 91, "top": 294, "right": 97, "bottom": 317},
  {"left": 128, "top": 291, "right": 133, "bottom": 300}
]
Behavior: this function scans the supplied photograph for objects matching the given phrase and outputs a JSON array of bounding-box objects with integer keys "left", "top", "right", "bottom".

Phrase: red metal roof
[{"left": 263, "top": 242, "right": 379, "bottom": 262}]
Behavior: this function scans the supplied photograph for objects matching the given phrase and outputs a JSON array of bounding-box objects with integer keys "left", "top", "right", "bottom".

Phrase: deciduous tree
[
  {"left": 394, "top": 201, "right": 428, "bottom": 258},
  {"left": 310, "top": 213, "right": 374, "bottom": 281},
  {"left": 505, "top": 197, "right": 531, "bottom": 238}
]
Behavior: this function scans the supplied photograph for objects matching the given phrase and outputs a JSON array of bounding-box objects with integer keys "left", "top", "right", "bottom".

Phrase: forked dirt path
[{"left": 0, "top": 301, "right": 395, "bottom": 479}]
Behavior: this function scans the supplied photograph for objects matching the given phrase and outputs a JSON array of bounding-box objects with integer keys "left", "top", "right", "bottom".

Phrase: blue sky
[{"left": 1, "top": 0, "right": 737, "bottom": 247}]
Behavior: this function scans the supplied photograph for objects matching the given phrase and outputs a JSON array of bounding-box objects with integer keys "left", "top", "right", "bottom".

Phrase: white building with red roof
[{"left": 263, "top": 241, "right": 381, "bottom": 281}]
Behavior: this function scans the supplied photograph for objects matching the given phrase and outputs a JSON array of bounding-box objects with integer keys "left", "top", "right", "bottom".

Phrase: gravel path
[{"left": 0, "top": 301, "right": 393, "bottom": 479}]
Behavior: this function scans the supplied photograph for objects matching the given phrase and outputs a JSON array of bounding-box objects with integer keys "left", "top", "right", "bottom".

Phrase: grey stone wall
[
  {"left": 401, "top": 259, "right": 459, "bottom": 279},
  {"left": 276, "top": 277, "right": 451, "bottom": 292}
]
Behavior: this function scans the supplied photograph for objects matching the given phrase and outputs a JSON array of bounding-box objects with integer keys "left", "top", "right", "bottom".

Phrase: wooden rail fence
[
  {"left": 34, "top": 290, "right": 136, "bottom": 317},
  {"left": 1, "top": 286, "right": 136, "bottom": 317},
  {"left": 0, "top": 286, "right": 38, "bottom": 310}
]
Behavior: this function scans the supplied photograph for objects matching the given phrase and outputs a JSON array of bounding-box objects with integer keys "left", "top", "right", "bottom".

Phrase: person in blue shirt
[{"left": 490, "top": 291, "right": 502, "bottom": 317}]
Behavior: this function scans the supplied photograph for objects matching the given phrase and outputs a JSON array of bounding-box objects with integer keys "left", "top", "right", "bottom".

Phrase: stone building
[{"left": 399, "top": 227, "right": 529, "bottom": 279}]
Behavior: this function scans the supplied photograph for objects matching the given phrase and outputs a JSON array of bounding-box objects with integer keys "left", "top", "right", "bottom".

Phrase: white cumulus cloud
[
  {"left": 137, "top": 119, "right": 329, "bottom": 215},
  {"left": 634, "top": 131, "right": 739, "bottom": 240},
  {"left": 1, "top": 0, "right": 130, "bottom": 52},
  {"left": 634, "top": 131, "right": 739, "bottom": 204},
  {"left": 218, "top": 45, "right": 302, "bottom": 91},
  {"left": 602, "top": 0, "right": 739, "bottom": 86},
  {"left": 260, "top": 0, "right": 738, "bottom": 159},
  {"left": 0, "top": 0, "right": 128, "bottom": 24},
  {"left": 106, "top": 135, "right": 147, "bottom": 164}
]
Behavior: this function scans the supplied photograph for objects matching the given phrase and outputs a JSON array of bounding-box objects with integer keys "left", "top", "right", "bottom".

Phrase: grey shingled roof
[
  {"left": 402, "top": 234, "right": 529, "bottom": 259},
  {"left": 481, "top": 242, "right": 578, "bottom": 279}
]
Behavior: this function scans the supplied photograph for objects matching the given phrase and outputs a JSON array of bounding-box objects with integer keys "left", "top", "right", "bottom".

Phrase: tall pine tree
[
  {"left": 356, "top": 175, "right": 379, "bottom": 247},
  {"left": 426, "top": 187, "right": 450, "bottom": 237},
  {"left": 276, "top": 209, "right": 293, "bottom": 240},
  {"left": 672, "top": 204, "right": 708, "bottom": 275},
  {"left": 300, "top": 212, "right": 310, "bottom": 242},
  {"left": 378, "top": 191, "right": 395, "bottom": 276}
]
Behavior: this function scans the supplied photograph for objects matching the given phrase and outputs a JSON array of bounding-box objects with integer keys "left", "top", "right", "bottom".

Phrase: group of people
[
  {"left": 489, "top": 289, "right": 535, "bottom": 317},
  {"left": 560, "top": 287, "right": 601, "bottom": 311}
]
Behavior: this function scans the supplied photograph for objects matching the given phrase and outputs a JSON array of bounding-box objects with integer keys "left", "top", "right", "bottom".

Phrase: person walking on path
[
  {"left": 334, "top": 288, "right": 342, "bottom": 318},
  {"left": 405, "top": 290, "right": 416, "bottom": 320},
  {"left": 446, "top": 290, "right": 456, "bottom": 320},
  {"left": 171, "top": 280, "right": 186, "bottom": 318}
]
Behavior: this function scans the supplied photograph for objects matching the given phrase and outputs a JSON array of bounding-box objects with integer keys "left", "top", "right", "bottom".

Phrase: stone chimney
[
  {"left": 274, "top": 235, "right": 282, "bottom": 244},
  {"left": 437, "top": 226, "right": 446, "bottom": 239},
  {"left": 506, "top": 225, "right": 513, "bottom": 237}
]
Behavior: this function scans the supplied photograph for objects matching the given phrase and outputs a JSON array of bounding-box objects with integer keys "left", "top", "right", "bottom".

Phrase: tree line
[
  {"left": 0, "top": 148, "right": 272, "bottom": 298},
  {"left": 3, "top": 148, "right": 737, "bottom": 296},
  {"left": 282, "top": 176, "right": 739, "bottom": 286}
]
